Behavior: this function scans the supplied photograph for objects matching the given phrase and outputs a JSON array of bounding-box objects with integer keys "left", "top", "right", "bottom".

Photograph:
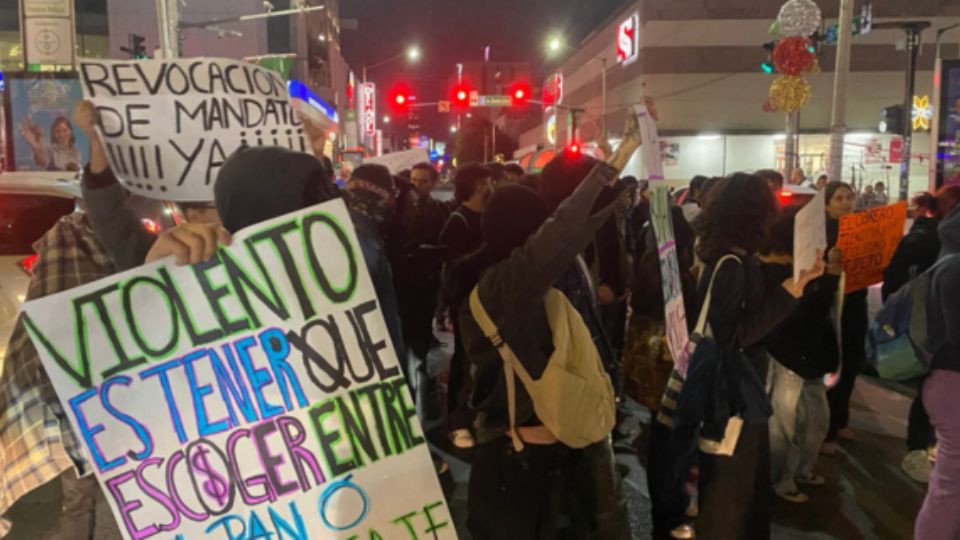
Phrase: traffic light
[
  {"left": 880, "top": 105, "right": 904, "bottom": 135},
  {"left": 452, "top": 83, "right": 472, "bottom": 109},
  {"left": 761, "top": 41, "right": 777, "bottom": 74},
  {"left": 388, "top": 84, "right": 413, "bottom": 113},
  {"left": 509, "top": 82, "right": 531, "bottom": 107},
  {"left": 120, "top": 33, "right": 149, "bottom": 59}
]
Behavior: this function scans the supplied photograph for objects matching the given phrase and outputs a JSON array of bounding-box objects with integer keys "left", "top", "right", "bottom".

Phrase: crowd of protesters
[{"left": 2, "top": 97, "right": 959, "bottom": 540}]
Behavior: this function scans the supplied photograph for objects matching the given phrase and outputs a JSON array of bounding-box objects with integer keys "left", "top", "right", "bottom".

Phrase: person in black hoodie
[
  {"left": 761, "top": 209, "right": 843, "bottom": 504},
  {"left": 885, "top": 187, "right": 960, "bottom": 482},
  {"left": 914, "top": 205, "right": 960, "bottom": 540},
  {"left": 821, "top": 181, "right": 868, "bottom": 454}
]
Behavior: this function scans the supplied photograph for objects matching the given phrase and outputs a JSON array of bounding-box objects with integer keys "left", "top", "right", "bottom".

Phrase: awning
[{"left": 516, "top": 149, "right": 557, "bottom": 173}]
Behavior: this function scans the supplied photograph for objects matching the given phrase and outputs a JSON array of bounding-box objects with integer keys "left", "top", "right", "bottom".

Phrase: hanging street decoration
[
  {"left": 773, "top": 37, "right": 816, "bottom": 76},
  {"left": 912, "top": 95, "right": 933, "bottom": 132}
]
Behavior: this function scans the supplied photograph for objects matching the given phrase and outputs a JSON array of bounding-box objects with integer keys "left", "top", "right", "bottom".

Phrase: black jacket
[
  {"left": 882, "top": 217, "right": 941, "bottom": 301},
  {"left": 929, "top": 209, "right": 960, "bottom": 373},
  {"left": 764, "top": 262, "right": 841, "bottom": 379}
]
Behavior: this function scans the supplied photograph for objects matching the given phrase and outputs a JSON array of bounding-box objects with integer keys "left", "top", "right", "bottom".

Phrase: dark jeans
[
  {"left": 446, "top": 326, "right": 475, "bottom": 431},
  {"left": 698, "top": 423, "right": 772, "bottom": 540},
  {"left": 468, "top": 437, "right": 631, "bottom": 540},
  {"left": 647, "top": 420, "right": 693, "bottom": 537},
  {"left": 908, "top": 391, "right": 937, "bottom": 451}
]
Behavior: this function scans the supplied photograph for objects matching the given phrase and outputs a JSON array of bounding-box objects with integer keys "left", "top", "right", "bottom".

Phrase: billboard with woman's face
[{"left": 3, "top": 74, "right": 90, "bottom": 172}]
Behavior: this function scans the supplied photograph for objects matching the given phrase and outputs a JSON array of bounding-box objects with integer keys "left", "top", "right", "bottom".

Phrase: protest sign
[
  {"left": 79, "top": 58, "right": 308, "bottom": 202},
  {"left": 793, "top": 190, "right": 827, "bottom": 283},
  {"left": 636, "top": 104, "right": 692, "bottom": 375},
  {"left": 836, "top": 202, "right": 907, "bottom": 293},
  {"left": 21, "top": 200, "right": 453, "bottom": 540},
  {"left": 363, "top": 149, "right": 430, "bottom": 174}
]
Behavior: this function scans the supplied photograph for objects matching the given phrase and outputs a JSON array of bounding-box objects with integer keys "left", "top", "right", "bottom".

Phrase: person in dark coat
[
  {"left": 885, "top": 187, "right": 960, "bottom": 482},
  {"left": 821, "top": 181, "right": 868, "bottom": 453}
]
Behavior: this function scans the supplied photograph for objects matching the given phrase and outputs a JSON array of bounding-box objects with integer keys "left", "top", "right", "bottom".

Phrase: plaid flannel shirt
[{"left": 0, "top": 212, "right": 115, "bottom": 536}]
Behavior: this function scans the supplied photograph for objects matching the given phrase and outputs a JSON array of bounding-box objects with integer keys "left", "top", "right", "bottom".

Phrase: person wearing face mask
[{"left": 820, "top": 181, "right": 868, "bottom": 455}]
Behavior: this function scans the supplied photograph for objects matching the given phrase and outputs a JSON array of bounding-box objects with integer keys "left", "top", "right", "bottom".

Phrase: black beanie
[{"left": 482, "top": 185, "right": 550, "bottom": 261}]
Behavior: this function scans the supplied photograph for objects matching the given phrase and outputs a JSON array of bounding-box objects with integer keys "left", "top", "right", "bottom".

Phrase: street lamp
[
  {"left": 363, "top": 45, "right": 422, "bottom": 82},
  {"left": 548, "top": 36, "right": 563, "bottom": 54},
  {"left": 383, "top": 115, "right": 391, "bottom": 124},
  {"left": 450, "top": 126, "right": 457, "bottom": 134}
]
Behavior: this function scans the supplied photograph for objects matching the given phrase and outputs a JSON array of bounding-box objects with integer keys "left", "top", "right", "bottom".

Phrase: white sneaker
[
  {"left": 450, "top": 429, "right": 476, "bottom": 449},
  {"left": 902, "top": 449, "right": 933, "bottom": 483}
]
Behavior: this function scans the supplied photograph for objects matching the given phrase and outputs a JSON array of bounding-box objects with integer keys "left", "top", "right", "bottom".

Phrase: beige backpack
[{"left": 469, "top": 286, "right": 616, "bottom": 451}]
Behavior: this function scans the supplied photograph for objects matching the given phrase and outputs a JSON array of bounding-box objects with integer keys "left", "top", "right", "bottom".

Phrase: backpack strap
[
  {"left": 468, "top": 286, "right": 528, "bottom": 452},
  {"left": 693, "top": 254, "right": 741, "bottom": 338}
]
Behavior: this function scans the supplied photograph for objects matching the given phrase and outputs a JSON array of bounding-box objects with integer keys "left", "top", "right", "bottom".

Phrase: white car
[
  {"left": 0, "top": 172, "right": 80, "bottom": 362},
  {"left": 0, "top": 172, "right": 176, "bottom": 365}
]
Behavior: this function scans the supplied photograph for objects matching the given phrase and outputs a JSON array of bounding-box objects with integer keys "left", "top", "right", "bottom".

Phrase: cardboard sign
[
  {"left": 836, "top": 202, "right": 907, "bottom": 293},
  {"left": 21, "top": 200, "right": 453, "bottom": 540},
  {"left": 793, "top": 190, "right": 827, "bottom": 283},
  {"left": 78, "top": 58, "right": 308, "bottom": 202}
]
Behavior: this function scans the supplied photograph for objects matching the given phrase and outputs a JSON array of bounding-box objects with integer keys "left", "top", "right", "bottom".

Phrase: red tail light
[
  {"left": 778, "top": 190, "right": 794, "bottom": 205},
  {"left": 18, "top": 254, "right": 39, "bottom": 275},
  {"left": 142, "top": 218, "right": 160, "bottom": 235}
]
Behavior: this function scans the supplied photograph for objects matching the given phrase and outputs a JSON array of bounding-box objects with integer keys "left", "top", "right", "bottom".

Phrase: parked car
[{"left": 0, "top": 172, "right": 175, "bottom": 365}]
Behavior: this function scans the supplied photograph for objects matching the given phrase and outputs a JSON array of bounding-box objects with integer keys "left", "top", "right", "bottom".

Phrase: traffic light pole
[
  {"left": 899, "top": 26, "right": 923, "bottom": 202},
  {"left": 156, "top": 0, "right": 180, "bottom": 59},
  {"left": 874, "top": 21, "right": 931, "bottom": 201},
  {"left": 828, "top": 0, "right": 855, "bottom": 184}
]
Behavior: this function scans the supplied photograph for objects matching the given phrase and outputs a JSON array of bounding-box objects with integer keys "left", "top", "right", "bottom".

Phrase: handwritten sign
[
  {"left": 637, "top": 104, "right": 691, "bottom": 374},
  {"left": 21, "top": 200, "right": 453, "bottom": 540},
  {"left": 793, "top": 190, "right": 827, "bottom": 283},
  {"left": 79, "top": 58, "right": 308, "bottom": 202},
  {"left": 364, "top": 148, "right": 430, "bottom": 174},
  {"left": 836, "top": 202, "right": 907, "bottom": 293}
]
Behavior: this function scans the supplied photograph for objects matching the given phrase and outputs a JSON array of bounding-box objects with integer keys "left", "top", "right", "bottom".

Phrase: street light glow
[
  {"left": 383, "top": 115, "right": 391, "bottom": 124},
  {"left": 548, "top": 36, "right": 563, "bottom": 53},
  {"left": 407, "top": 46, "right": 421, "bottom": 62},
  {"left": 450, "top": 126, "right": 457, "bottom": 133},
  {"left": 514, "top": 88, "right": 526, "bottom": 100},
  {"left": 456, "top": 90, "right": 467, "bottom": 101}
]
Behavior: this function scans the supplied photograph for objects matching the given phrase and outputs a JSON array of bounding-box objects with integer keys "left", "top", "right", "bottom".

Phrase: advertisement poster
[
  {"left": 21, "top": 200, "right": 454, "bottom": 540},
  {"left": 936, "top": 60, "right": 960, "bottom": 187},
  {"left": 4, "top": 74, "right": 90, "bottom": 172}
]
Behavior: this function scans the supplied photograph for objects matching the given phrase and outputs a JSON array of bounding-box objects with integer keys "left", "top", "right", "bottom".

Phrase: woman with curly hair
[{"left": 678, "top": 173, "right": 823, "bottom": 539}]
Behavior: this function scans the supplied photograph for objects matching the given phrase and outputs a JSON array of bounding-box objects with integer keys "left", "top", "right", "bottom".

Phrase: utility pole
[
  {"left": 828, "top": 0, "right": 855, "bottom": 183},
  {"left": 156, "top": 0, "right": 180, "bottom": 59},
  {"left": 785, "top": 110, "right": 800, "bottom": 180},
  {"left": 875, "top": 21, "right": 931, "bottom": 201}
]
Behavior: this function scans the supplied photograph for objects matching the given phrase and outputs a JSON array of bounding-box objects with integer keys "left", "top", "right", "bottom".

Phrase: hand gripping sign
[{"left": 21, "top": 200, "right": 455, "bottom": 540}]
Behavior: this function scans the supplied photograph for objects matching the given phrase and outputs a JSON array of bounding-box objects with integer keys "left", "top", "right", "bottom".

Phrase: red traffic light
[
  {"left": 509, "top": 82, "right": 531, "bottom": 107},
  {"left": 452, "top": 84, "right": 472, "bottom": 109},
  {"left": 388, "top": 84, "right": 413, "bottom": 112}
]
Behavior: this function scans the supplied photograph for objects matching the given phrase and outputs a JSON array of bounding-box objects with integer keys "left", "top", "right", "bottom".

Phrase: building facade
[{"left": 519, "top": 0, "right": 960, "bottom": 193}]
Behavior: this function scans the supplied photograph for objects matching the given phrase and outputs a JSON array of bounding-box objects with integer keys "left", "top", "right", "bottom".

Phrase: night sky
[{"left": 340, "top": 0, "right": 628, "bottom": 140}]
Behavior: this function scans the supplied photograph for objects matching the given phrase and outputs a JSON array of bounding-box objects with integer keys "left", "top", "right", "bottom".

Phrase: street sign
[
  {"left": 469, "top": 90, "right": 480, "bottom": 107},
  {"left": 438, "top": 100, "right": 451, "bottom": 113},
  {"left": 20, "top": 0, "right": 75, "bottom": 68},
  {"left": 360, "top": 82, "right": 377, "bottom": 137},
  {"left": 478, "top": 95, "right": 512, "bottom": 107},
  {"left": 617, "top": 12, "right": 640, "bottom": 66}
]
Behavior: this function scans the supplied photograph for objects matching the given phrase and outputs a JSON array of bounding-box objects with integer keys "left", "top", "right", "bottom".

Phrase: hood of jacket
[
  {"left": 940, "top": 208, "right": 960, "bottom": 256},
  {"left": 214, "top": 147, "right": 340, "bottom": 234}
]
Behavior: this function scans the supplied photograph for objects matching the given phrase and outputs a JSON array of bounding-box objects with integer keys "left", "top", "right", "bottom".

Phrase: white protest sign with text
[
  {"left": 363, "top": 149, "right": 430, "bottom": 174},
  {"left": 21, "top": 200, "right": 454, "bottom": 540},
  {"left": 635, "top": 104, "right": 691, "bottom": 375},
  {"left": 79, "top": 57, "right": 308, "bottom": 202},
  {"left": 793, "top": 190, "right": 827, "bottom": 283}
]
